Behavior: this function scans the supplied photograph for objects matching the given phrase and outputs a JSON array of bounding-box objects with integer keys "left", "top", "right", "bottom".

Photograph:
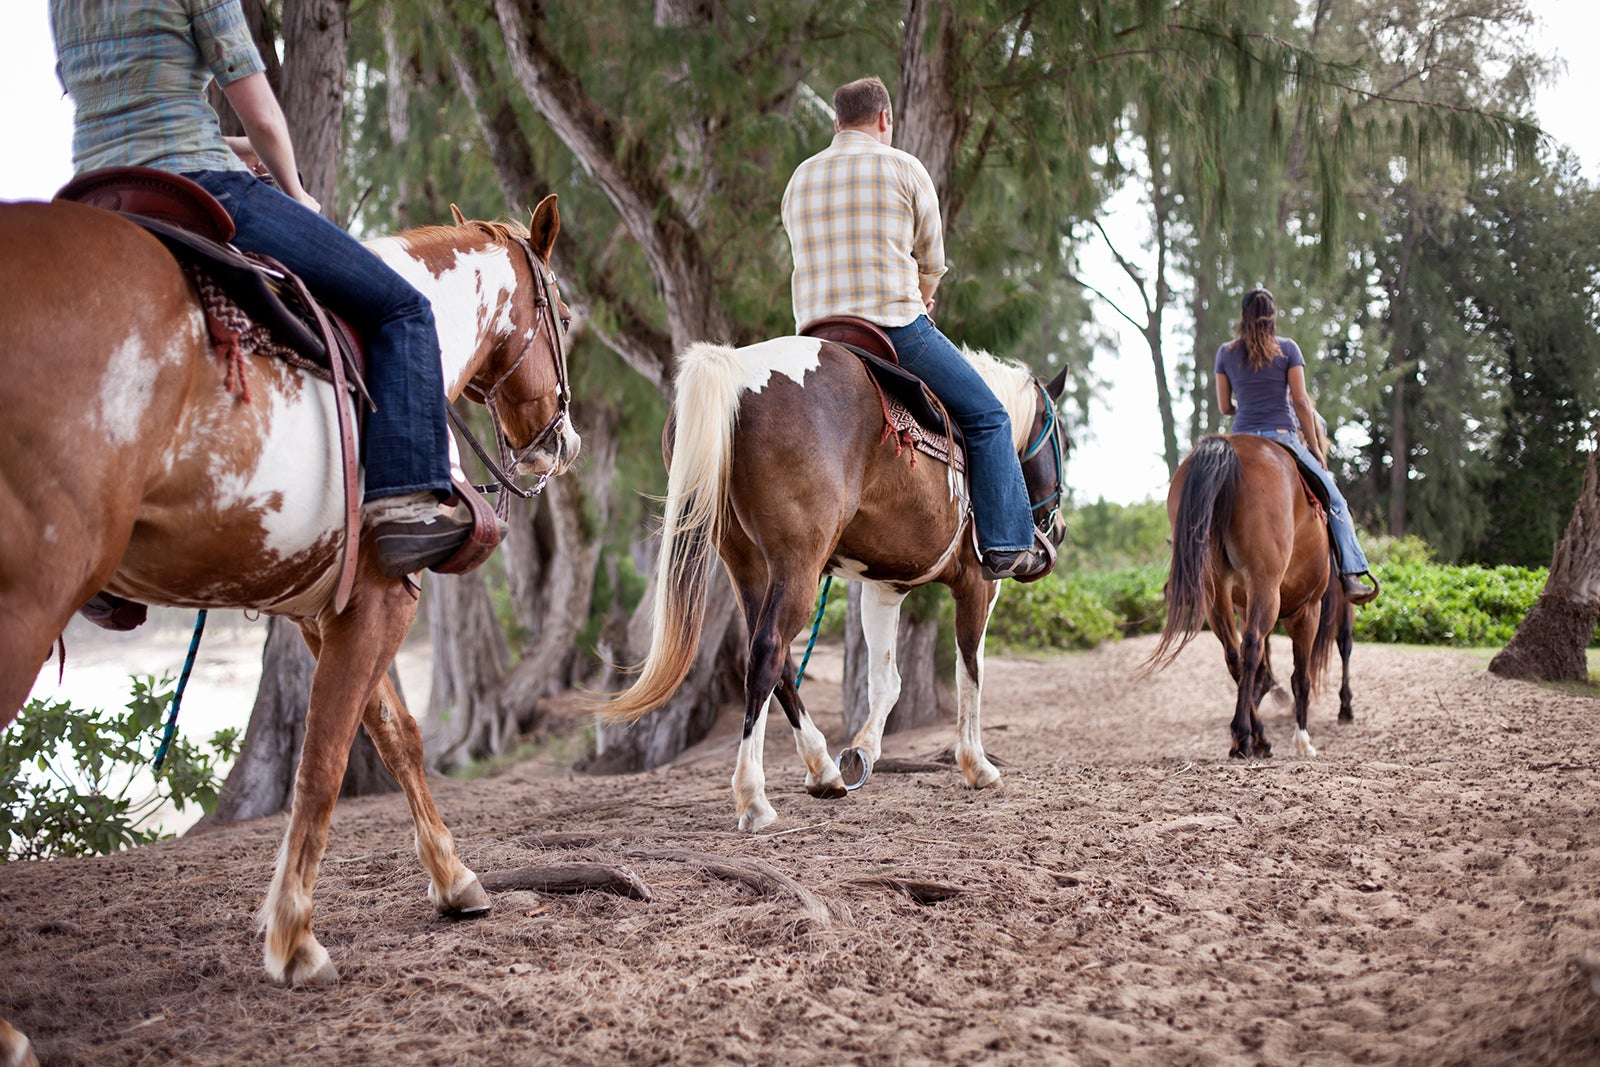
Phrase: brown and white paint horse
[
  {"left": 598, "top": 337, "right": 1066, "bottom": 830},
  {"left": 1147, "top": 434, "right": 1343, "bottom": 759},
  {"left": 0, "top": 193, "right": 577, "bottom": 1061}
]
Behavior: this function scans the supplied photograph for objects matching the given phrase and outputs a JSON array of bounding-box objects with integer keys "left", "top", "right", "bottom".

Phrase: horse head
[
  {"left": 1022, "top": 365, "right": 1071, "bottom": 544},
  {"left": 432, "top": 195, "right": 580, "bottom": 486}
]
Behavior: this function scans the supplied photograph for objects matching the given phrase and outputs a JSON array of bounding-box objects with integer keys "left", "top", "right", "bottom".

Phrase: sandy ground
[{"left": 3, "top": 632, "right": 1600, "bottom": 1065}]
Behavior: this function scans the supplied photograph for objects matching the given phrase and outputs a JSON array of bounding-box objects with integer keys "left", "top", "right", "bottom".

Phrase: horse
[
  {"left": 1146, "top": 433, "right": 1344, "bottom": 759},
  {"left": 0, "top": 192, "right": 578, "bottom": 1055},
  {"left": 596, "top": 336, "right": 1067, "bottom": 831}
]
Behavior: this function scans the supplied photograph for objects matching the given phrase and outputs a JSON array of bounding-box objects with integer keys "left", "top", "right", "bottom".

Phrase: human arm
[
  {"left": 1216, "top": 371, "right": 1235, "bottom": 416},
  {"left": 1286, "top": 364, "right": 1325, "bottom": 464},
  {"left": 220, "top": 73, "right": 320, "bottom": 213}
]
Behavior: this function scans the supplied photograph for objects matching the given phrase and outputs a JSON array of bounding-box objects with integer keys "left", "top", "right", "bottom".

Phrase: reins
[
  {"left": 450, "top": 234, "right": 572, "bottom": 518},
  {"left": 1021, "top": 378, "right": 1065, "bottom": 532}
]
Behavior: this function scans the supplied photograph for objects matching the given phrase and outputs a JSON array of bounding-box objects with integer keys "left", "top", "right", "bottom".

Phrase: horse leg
[
  {"left": 837, "top": 581, "right": 908, "bottom": 789},
  {"left": 1337, "top": 601, "right": 1355, "bottom": 722},
  {"left": 358, "top": 673, "right": 490, "bottom": 914},
  {"left": 1231, "top": 593, "right": 1278, "bottom": 759},
  {"left": 259, "top": 584, "right": 412, "bottom": 987},
  {"left": 1283, "top": 605, "right": 1320, "bottom": 757},
  {"left": 0, "top": 1017, "right": 37, "bottom": 1067},
  {"left": 771, "top": 656, "right": 847, "bottom": 800},
  {"left": 732, "top": 573, "right": 822, "bottom": 831},
  {"left": 952, "top": 581, "right": 1003, "bottom": 788}
]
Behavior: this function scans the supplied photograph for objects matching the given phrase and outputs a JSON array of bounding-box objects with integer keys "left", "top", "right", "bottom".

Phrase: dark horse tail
[
  {"left": 593, "top": 342, "right": 744, "bottom": 724},
  {"left": 1145, "top": 435, "right": 1239, "bottom": 672}
]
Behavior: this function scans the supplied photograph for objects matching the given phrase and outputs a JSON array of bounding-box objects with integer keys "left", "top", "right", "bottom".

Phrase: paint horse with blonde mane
[
  {"left": 0, "top": 191, "right": 577, "bottom": 1062},
  {"left": 598, "top": 336, "right": 1066, "bottom": 830}
]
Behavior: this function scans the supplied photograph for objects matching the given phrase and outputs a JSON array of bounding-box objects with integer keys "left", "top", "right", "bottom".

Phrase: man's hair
[{"left": 834, "top": 77, "right": 892, "bottom": 128}]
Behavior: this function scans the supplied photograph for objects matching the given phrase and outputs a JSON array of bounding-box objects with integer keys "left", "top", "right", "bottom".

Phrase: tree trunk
[
  {"left": 196, "top": 617, "right": 396, "bottom": 829},
  {"left": 841, "top": 583, "right": 945, "bottom": 738},
  {"left": 422, "top": 566, "right": 512, "bottom": 772},
  {"left": 1489, "top": 448, "right": 1600, "bottom": 682},
  {"left": 279, "top": 0, "right": 349, "bottom": 215}
]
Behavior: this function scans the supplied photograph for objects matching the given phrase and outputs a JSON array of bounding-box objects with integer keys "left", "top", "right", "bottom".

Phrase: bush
[
  {"left": 1079, "top": 564, "right": 1168, "bottom": 636},
  {"left": 1355, "top": 561, "right": 1548, "bottom": 647},
  {"left": 987, "top": 572, "right": 1121, "bottom": 651},
  {"left": 1, "top": 674, "right": 240, "bottom": 861}
]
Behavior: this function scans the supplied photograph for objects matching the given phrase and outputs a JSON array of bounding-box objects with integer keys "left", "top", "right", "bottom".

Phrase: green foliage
[
  {"left": 987, "top": 572, "right": 1122, "bottom": 652},
  {"left": 1078, "top": 564, "right": 1169, "bottom": 636},
  {"left": 1354, "top": 560, "right": 1550, "bottom": 647},
  {"left": 1060, "top": 500, "right": 1171, "bottom": 570},
  {"left": 0, "top": 675, "right": 240, "bottom": 862}
]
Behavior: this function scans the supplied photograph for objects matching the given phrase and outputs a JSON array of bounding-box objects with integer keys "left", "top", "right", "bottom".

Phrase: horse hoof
[
  {"left": 278, "top": 941, "right": 339, "bottom": 988},
  {"left": 436, "top": 875, "right": 492, "bottom": 919},
  {"left": 737, "top": 802, "right": 777, "bottom": 832},
  {"left": 808, "top": 779, "right": 848, "bottom": 800},
  {"left": 835, "top": 748, "right": 873, "bottom": 791}
]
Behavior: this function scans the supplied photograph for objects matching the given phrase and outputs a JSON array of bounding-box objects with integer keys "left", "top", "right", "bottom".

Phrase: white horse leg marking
[
  {"left": 793, "top": 704, "right": 845, "bottom": 794},
  {"left": 955, "top": 584, "right": 1002, "bottom": 789},
  {"left": 1292, "top": 728, "right": 1318, "bottom": 757},
  {"left": 259, "top": 833, "right": 336, "bottom": 987},
  {"left": 848, "top": 581, "right": 907, "bottom": 763},
  {"left": 732, "top": 694, "right": 777, "bottom": 831}
]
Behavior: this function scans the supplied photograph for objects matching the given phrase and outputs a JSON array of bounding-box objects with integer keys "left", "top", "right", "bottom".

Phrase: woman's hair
[
  {"left": 1232, "top": 287, "right": 1283, "bottom": 370},
  {"left": 834, "top": 77, "right": 892, "bottom": 128}
]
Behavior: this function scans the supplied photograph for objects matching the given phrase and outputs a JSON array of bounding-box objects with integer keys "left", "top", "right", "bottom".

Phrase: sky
[{"left": 3, "top": 1, "right": 1597, "bottom": 506}]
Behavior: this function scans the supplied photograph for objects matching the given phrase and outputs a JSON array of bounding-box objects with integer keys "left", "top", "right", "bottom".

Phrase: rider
[
  {"left": 49, "top": 0, "right": 470, "bottom": 579},
  {"left": 780, "top": 76, "right": 1054, "bottom": 584},
  {"left": 1215, "top": 287, "right": 1379, "bottom": 605}
]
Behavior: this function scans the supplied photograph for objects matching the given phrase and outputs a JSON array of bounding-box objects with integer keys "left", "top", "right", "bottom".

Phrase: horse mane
[
  {"left": 962, "top": 346, "right": 1039, "bottom": 451},
  {"left": 399, "top": 218, "right": 531, "bottom": 254}
]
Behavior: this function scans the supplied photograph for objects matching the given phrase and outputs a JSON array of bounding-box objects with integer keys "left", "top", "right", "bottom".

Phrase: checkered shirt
[
  {"left": 781, "top": 131, "right": 948, "bottom": 331},
  {"left": 51, "top": 0, "right": 264, "bottom": 174}
]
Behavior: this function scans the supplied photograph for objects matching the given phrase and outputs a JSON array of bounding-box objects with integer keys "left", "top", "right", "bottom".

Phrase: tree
[{"left": 1490, "top": 447, "right": 1600, "bottom": 682}]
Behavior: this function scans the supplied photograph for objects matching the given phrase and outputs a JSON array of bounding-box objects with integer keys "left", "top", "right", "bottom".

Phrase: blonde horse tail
[
  {"left": 596, "top": 342, "right": 745, "bottom": 724},
  {"left": 1144, "top": 435, "right": 1238, "bottom": 674}
]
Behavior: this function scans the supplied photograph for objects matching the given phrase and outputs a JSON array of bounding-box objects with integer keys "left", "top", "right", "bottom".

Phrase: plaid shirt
[
  {"left": 51, "top": 0, "right": 264, "bottom": 175},
  {"left": 781, "top": 131, "right": 948, "bottom": 331}
]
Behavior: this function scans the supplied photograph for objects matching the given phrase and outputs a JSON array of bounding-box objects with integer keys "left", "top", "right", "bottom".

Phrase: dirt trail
[{"left": 3, "top": 635, "right": 1598, "bottom": 1065}]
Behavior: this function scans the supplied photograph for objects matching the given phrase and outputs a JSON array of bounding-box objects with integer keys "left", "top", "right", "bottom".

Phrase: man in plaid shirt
[{"left": 782, "top": 76, "right": 1054, "bottom": 582}]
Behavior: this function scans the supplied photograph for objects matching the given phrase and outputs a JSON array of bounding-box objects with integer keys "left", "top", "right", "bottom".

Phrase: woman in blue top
[
  {"left": 1214, "top": 288, "right": 1379, "bottom": 605},
  {"left": 49, "top": 0, "right": 470, "bottom": 578}
]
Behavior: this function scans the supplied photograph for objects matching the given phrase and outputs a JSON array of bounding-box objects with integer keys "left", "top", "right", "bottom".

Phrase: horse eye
[{"left": 560, "top": 316, "right": 572, "bottom": 333}]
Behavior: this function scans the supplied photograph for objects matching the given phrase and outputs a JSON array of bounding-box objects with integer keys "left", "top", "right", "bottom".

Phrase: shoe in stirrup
[
  {"left": 78, "top": 591, "right": 148, "bottom": 631},
  {"left": 981, "top": 531, "right": 1058, "bottom": 584},
  {"left": 1341, "top": 571, "right": 1379, "bottom": 606},
  {"left": 366, "top": 492, "right": 474, "bottom": 578}
]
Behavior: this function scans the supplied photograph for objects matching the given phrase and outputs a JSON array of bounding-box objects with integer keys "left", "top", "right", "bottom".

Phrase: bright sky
[{"left": 3, "top": 1, "right": 1596, "bottom": 505}]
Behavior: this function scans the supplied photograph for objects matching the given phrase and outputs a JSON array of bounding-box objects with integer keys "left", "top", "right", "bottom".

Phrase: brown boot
[
  {"left": 981, "top": 531, "right": 1058, "bottom": 584},
  {"left": 1341, "top": 571, "right": 1379, "bottom": 606}
]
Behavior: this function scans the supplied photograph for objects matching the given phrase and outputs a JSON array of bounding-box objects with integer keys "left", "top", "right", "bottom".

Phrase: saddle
[
  {"left": 799, "top": 316, "right": 953, "bottom": 441},
  {"left": 1263, "top": 437, "right": 1330, "bottom": 521}
]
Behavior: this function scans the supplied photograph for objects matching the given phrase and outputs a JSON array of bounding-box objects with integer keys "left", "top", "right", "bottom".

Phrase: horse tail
[
  {"left": 1145, "top": 435, "right": 1239, "bottom": 673},
  {"left": 595, "top": 342, "right": 744, "bottom": 724},
  {"left": 1307, "top": 560, "right": 1342, "bottom": 692}
]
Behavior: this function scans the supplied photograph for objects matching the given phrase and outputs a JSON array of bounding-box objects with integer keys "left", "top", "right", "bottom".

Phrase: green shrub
[
  {"left": 987, "top": 572, "right": 1121, "bottom": 651},
  {"left": 1, "top": 674, "right": 239, "bottom": 861},
  {"left": 1355, "top": 561, "right": 1548, "bottom": 647},
  {"left": 1059, "top": 500, "right": 1171, "bottom": 571},
  {"left": 1079, "top": 564, "right": 1168, "bottom": 636}
]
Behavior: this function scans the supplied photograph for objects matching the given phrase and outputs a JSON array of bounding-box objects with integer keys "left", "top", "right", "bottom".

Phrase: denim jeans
[
  {"left": 883, "top": 315, "right": 1034, "bottom": 552},
  {"left": 184, "top": 170, "right": 452, "bottom": 502},
  {"left": 1238, "top": 429, "right": 1371, "bottom": 575}
]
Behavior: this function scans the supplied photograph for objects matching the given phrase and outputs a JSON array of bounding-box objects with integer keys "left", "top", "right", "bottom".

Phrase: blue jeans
[
  {"left": 1239, "top": 429, "right": 1371, "bottom": 576},
  {"left": 184, "top": 170, "right": 452, "bottom": 502},
  {"left": 883, "top": 316, "right": 1034, "bottom": 552}
]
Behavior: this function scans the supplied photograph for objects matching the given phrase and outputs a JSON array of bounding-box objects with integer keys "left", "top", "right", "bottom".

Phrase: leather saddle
[
  {"left": 56, "top": 167, "right": 360, "bottom": 381},
  {"left": 799, "top": 315, "right": 952, "bottom": 438}
]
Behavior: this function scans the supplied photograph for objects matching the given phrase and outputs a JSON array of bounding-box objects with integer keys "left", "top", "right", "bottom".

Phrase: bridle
[
  {"left": 447, "top": 233, "right": 572, "bottom": 517},
  {"left": 1020, "top": 378, "right": 1067, "bottom": 536}
]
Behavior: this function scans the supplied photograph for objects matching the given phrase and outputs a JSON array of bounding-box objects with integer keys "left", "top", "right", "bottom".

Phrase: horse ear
[
  {"left": 1046, "top": 365, "right": 1069, "bottom": 402},
  {"left": 529, "top": 194, "right": 560, "bottom": 260},
  {"left": 449, "top": 203, "right": 468, "bottom": 226}
]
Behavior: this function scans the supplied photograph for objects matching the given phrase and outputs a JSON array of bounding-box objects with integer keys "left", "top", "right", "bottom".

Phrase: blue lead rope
[
  {"left": 153, "top": 610, "right": 207, "bottom": 774},
  {"left": 794, "top": 576, "right": 834, "bottom": 690}
]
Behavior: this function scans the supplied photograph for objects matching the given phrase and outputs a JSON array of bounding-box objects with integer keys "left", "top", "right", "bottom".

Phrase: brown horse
[
  {"left": 1148, "top": 434, "right": 1343, "bottom": 759},
  {"left": 597, "top": 337, "right": 1067, "bottom": 830},
  {"left": 0, "top": 194, "right": 577, "bottom": 1049}
]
